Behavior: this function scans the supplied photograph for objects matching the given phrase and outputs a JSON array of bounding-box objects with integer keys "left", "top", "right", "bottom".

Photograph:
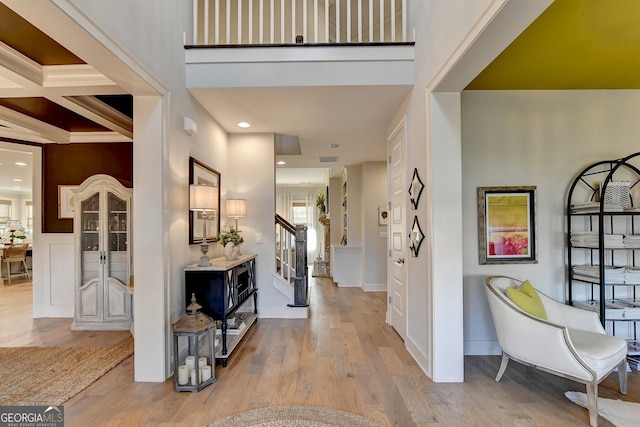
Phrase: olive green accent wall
[{"left": 467, "top": 0, "right": 640, "bottom": 90}]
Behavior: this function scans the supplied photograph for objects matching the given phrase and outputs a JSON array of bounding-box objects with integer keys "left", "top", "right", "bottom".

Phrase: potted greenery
[
  {"left": 316, "top": 192, "right": 326, "bottom": 219},
  {"left": 218, "top": 225, "right": 244, "bottom": 260}
]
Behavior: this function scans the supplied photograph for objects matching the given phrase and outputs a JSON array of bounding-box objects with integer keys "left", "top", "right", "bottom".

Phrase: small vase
[{"left": 224, "top": 242, "right": 239, "bottom": 261}]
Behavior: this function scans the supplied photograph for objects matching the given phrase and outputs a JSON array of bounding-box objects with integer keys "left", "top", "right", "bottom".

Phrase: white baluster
[
  {"left": 379, "top": 0, "right": 384, "bottom": 42},
  {"left": 357, "top": 0, "right": 362, "bottom": 43},
  {"left": 291, "top": 0, "right": 296, "bottom": 43},
  {"left": 325, "top": 0, "right": 329, "bottom": 43},
  {"left": 259, "top": 0, "right": 264, "bottom": 44},
  {"left": 303, "top": 0, "right": 307, "bottom": 42},
  {"left": 346, "top": 0, "right": 351, "bottom": 42},
  {"left": 313, "top": 0, "right": 318, "bottom": 43},
  {"left": 215, "top": 0, "right": 220, "bottom": 44},
  {"left": 204, "top": 0, "right": 210, "bottom": 44},
  {"left": 237, "top": 0, "right": 242, "bottom": 44},
  {"left": 391, "top": 0, "right": 396, "bottom": 42},
  {"left": 249, "top": 0, "right": 253, "bottom": 43},
  {"left": 335, "top": 0, "right": 340, "bottom": 43},
  {"left": 270, "top": 0, "right": 275, "bottom": 43},
  {"left": 226, "top": 0, "right": 231, "bottom": 44},
  {"left": 402, "top": 0, "right": 407, "bottom": 42},
  {"left": 369, "top": 0, "right": 373, "bottom": 42},
  {"left": 281, "top": 0, "right": 285, "bottom": 43}
]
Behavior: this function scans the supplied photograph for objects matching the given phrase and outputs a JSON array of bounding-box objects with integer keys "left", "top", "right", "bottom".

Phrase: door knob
[{"left": 397, "top": 258, "right": 405, "bottom": 264}]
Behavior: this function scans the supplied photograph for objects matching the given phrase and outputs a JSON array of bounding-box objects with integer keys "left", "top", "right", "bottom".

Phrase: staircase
[{"left": 274, "top": 214, "right": 309, "bottom": 317}]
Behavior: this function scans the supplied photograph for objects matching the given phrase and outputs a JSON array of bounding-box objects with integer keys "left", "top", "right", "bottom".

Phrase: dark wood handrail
[{"left": 275, "top": 213, "right": 295, "bottom": 234}]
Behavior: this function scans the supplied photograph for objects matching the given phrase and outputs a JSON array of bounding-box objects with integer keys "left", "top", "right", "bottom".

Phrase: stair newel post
[{"left": 293, "top": 224, "right": 309, "bottom": 307}]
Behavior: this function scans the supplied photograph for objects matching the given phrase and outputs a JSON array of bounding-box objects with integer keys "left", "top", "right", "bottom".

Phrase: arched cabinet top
[{"left": 72, "top": 174, "right": 132, "bottom": 200}]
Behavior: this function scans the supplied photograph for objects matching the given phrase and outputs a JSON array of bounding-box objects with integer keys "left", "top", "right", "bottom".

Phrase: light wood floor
[{"left": 1, "top": 276, "right": 637, "bottom": 426}]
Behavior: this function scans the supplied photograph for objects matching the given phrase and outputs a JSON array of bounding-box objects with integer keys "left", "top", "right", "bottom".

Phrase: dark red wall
[{"left": 43, "top": 143, "right": 133, "bottom": 233}]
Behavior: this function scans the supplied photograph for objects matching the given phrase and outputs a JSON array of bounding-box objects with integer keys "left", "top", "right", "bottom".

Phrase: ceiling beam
[
  {"left": 55, "top": 95, "right": 133, "bottom": 139},
  {"left": 0, "top": 104, "right": 70, "bottom": 143}
]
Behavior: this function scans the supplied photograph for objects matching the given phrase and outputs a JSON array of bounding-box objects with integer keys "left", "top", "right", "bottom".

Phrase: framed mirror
[
  {"left": 409, "top": 216, "right": 425, "bottom": 257},
  {"left": 189, "top": 157, "right": 221, "bottom": 244},
  {"left": 408, "top": 168, "right": 424, "bottom": 210}
]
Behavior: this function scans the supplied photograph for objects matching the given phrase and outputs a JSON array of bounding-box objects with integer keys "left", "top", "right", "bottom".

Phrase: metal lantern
[{"left": 172, "top": 293, "right": 216, "bottom": 392}]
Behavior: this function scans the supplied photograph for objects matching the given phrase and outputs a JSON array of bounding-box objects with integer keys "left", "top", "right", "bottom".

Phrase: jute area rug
[
  {"left": 0, "top": 343, "right": 133, "bottom": 406},
  {"left": 565, "top": 391, "right": 640, "bottom": 427},
  {"left": 204, "top": 405, "right": 384, "bottom": 427}
]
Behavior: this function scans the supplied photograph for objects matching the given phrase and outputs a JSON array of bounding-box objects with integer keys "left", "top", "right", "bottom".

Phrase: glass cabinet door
[
  {"left": 80, "top": 192, "right": 100, "bottom": 286},
  {"left": 107, "top": 191, "right": 129, "bottom": 285}
]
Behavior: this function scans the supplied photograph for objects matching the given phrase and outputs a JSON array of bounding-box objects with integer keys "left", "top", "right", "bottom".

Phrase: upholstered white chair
[{"left": 485, "top": 276, "right": 627, "bottom": 427}]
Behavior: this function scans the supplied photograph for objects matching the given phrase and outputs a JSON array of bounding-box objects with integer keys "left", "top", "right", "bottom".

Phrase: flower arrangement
[
  {"left": 5, "top": 221, "right": 27, "bottom": 243},
  {"left": 10, "top": 229, "right": 27, "bottom": 241},
  {"left": 218, "top": 225, "right": 244, "bottom": 246}
]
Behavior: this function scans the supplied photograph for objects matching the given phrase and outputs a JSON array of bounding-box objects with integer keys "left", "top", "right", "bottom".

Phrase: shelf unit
[
  {"left": 567, "top": 152, "right": 640, "bottom": 358},
  {"left": 184, "top": 254, "right": 257, "bottom": 367}
]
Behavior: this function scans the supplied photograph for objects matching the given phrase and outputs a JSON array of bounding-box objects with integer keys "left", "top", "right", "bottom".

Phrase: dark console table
[{"left": 184, "top": 253, "right": 257, "bottom": 367}]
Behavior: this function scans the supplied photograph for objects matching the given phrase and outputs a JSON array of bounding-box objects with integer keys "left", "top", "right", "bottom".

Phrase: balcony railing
[{"left": 190, "top": 0, "right": 407, "bottom": 46}]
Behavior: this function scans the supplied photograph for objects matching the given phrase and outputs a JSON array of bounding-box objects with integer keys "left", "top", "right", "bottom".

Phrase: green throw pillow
[{"left": 506, "top": 280, "right": 548, "bottom": 320}]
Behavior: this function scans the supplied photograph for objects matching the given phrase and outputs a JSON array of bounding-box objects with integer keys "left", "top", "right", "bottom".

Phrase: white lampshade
[
  {"left": 226, "top": 199, "right": 246, "bottom": 218},
  {"left": 190, "top": 184, "right": 218, "bottom": 211}
]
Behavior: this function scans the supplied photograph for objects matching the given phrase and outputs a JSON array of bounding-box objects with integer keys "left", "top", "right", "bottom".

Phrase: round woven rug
[{"left": 204, "top": 405, "right": 384, "bottom": 427}]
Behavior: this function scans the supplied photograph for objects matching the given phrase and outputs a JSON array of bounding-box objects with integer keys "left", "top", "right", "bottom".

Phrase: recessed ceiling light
[
  {"left": 12, "top": 178, "right": 22, "bottom": 182},
  {"left": 237, "top": 121, "right": 251, "bottom": 129},
  {"left": 15, "top": 162, "right": 27, "bottom": 166},
  {"left": 329, "top": 144, "right": 340, "bottom": 148},
  {"left": 276, "top": 160, "right": 286, "bottom": 165}
]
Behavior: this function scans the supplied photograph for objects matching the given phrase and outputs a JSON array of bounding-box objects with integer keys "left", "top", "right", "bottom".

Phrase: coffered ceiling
[{"left": 0, "top": 3, "right": 132, "bottom": 144}]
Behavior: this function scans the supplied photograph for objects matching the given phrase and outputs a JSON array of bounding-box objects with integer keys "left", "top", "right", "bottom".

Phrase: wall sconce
[
  {"left": 226, "top": 199, "right": 246, "bottom": 230},
  {"left": 190, "top": 184, "right": 218, "bottom": 266}
]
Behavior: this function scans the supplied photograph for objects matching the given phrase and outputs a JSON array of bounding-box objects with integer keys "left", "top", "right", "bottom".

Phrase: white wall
[
  {"left": 228, "top": 133, "right": 291, "bottom": 318},
  {"left": 461, "top": 90, "right": 640, "bottom": 354},
  {"left": 362, "top": 161, "right": 387, "bottom": 291}
]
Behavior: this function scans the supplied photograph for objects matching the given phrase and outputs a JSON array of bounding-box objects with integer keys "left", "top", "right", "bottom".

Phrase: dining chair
[{"left": 2, "top": 243, "right": 31, "bottom": 284}]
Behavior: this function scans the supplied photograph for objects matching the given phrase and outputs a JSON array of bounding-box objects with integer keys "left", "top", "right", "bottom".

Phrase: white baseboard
[
  {"left": 363, "top": 282, "right": 386, "bottom": 292},
  {"left": 405, "top": 334, "right": 431, "bottom": 378},
  {"left": 464, "top": 340, "right": 501, "bottom": 355}
]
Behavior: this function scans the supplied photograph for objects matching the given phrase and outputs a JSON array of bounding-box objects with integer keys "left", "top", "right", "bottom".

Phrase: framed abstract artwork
[{"left": 477, "top": 186, "right": 537, "bottom": 264}]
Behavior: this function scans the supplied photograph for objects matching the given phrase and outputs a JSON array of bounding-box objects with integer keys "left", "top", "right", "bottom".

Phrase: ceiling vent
[{"left": 319, "top": 156, "right": 339, "bottom": 163}]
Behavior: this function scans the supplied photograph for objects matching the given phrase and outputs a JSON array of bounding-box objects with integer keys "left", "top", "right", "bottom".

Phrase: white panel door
[{"left": 388, "top": 121, "right": 406, "bottom": 340}]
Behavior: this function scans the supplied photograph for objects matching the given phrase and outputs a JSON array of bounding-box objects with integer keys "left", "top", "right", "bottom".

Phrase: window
[
  {"left": 25, "top": 201, "right": 33, "bottom": 229},
  {"left": 0, "top": 200, "right": 11, "bottom": 226},
  {"left": 291, "top": 202, "right": 308, "bottom": 225}
]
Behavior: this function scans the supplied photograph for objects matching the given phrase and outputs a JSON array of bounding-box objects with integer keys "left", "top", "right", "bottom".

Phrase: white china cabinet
[{"left": 71, "top": 174, "right": 133, "bottom": 330}]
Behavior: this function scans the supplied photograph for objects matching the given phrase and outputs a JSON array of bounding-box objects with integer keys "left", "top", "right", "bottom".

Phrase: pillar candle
[
  {"left": 178, "top": 365, "right": 189, "bottom": 385},
  {"left": 199, "top": 356, "right": 207, "bottom": 367},
  {"left": 185, "top": 356, "right": 195, "bottom": 374},
  {"left": 201, "top": 365, "right": 212, "bottom": 382},
  {"left": 191, "top": 368, "right": 198, "bottom": 385}
]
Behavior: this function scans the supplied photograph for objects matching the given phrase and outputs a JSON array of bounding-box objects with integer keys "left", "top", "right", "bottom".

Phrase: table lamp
[
  {"left": 190, "top": 184, "right": 218, "bottom": 266},
  {"left": 226, "top": 199, "right": 246, "bottom": 231}
]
